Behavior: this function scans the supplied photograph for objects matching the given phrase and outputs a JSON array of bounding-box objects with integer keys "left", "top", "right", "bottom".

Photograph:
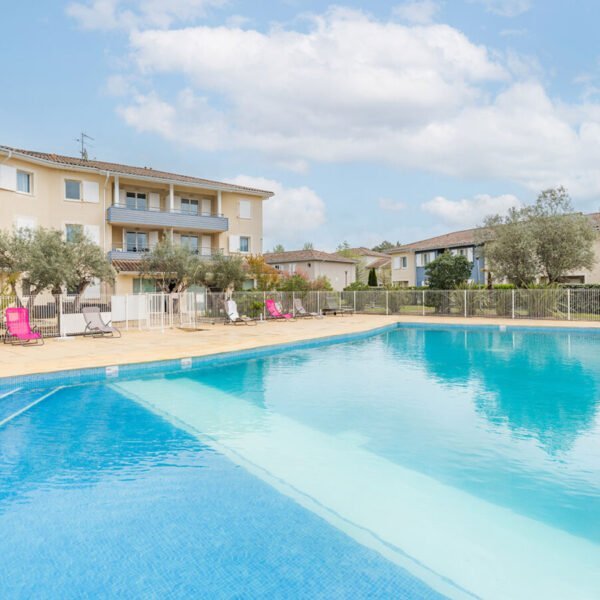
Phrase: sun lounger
[
  {"left": 4, "top": 307, "right": 44, "bottom": 345},
  {"left": 321, "top": 295, "right": 354, "bottom": 316},
  {"left": 293, "top": 298, "right": 321, "bottom": 318},
  {"left": 82, "top": 306, "right": 121, "bottom": 338},
  {"left": 225, "top": 300, "right": 258, "bottom": 325},
  {"left": 266, "top": 299, "right": 295, "bottom": 320}
]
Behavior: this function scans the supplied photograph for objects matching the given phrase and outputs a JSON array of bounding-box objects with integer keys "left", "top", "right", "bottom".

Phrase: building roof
[
  {"left": 342, "top": 247, "right": 391, "bottom": 258},
  {"left": 264, "top": 249, "right": 357, "bottom": 264},
  {"left": 388, "top": 227, "right": 482, "bottom": 254},
  {"left": 369, "top": 257, "right": 392, "bottom": 269},
  {"left": 388, "top": 212, "right": 600, "bottom": 255},
  {"left": 0, "top": 145, "right": 274, "bottom": 197},
  {"left": 112, "top": 259, "right": 142, "bottom": 273}
]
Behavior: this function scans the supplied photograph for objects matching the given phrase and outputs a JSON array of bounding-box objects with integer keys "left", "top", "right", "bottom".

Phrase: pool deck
[{"left": 1, "top": 314, "right": 599, "bottom": 379}]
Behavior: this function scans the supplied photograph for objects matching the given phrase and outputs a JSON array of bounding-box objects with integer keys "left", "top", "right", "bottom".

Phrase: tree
[
  {"left": 271, "top": 244, "right": 285, "bottom": 253},
  {"left": 21, "top": 228, "right": 72, "bottom": 301},
  {"left": 368, "top": 268, "right": 378, "bottom": 287},
  {"left": 277, "top": 271, "right": 310, "bottom": 291},
  {"left": 303, "top": 242, "right": 314, "bottom": 250},
  {"left": 139, "top": 239, "right": 208, "bottom": 293},
  {"left": 529, "top": 188, "right": 596, "bottom": 283},
  {"left": 482, "top": 187, "right": 596, "bottom": 285},
  {"left": 480, "top": 210, "right": 540, "bottom": 286},
  {"left": 425, "top": 253, "right": 472, "bottom": 289},
  {"left": 309, "top": 275, "right": 333, "bottom": 291},
  {"left": 0, "top": 229, "right": 27, "bottom": 297},
  {"left": 65, "top": 230, "right": 115, "bottom": 303},
  {"left": 336, "top": 240, "right": 351, "bottom": 252},
  {"left": 372, "top": 240, "right": 400, "bottom": 253},
  {"left": 246, "top": 255, "right": 279, "bottom": 291},
  {"left": 206, "top": 253, "right": 246, "bottom": 292}
]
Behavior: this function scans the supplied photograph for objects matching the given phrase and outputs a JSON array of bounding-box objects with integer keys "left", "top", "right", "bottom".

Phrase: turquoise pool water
[{"left": 1, "top": 326, "right": 599, "bottom": 598}]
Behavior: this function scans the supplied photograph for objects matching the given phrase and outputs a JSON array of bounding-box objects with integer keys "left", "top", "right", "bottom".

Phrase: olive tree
[
  {"left": 139, "top": 239, "right": 209, "bottom": 293},
  {"left": 482, "top": 187, "right": 596, "bottom": 285}
]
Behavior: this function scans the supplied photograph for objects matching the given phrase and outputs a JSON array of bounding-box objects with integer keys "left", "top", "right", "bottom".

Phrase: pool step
[
  {"left": 0, "top": 387, "right": 63, "bottom": 427},
  {"left": 114, "top": 378, "right": 600, "bottom": 600}
]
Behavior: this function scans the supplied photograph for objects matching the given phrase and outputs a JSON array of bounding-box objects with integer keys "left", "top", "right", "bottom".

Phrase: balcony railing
[
  {"left": 107, "top": 204, "right": 228, "bottom": 232},
  {"left": 108, "top": 245, "right": 222, "bottom": 261}
]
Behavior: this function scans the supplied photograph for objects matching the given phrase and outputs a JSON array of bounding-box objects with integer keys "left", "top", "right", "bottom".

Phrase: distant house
[
  {"left": 339, "top": 247, "right": 392, "bottom": 285},
  {"left": 264, "top": 249, "right": 357, "bottom": 291},
  {"left": 388, "top": 228, "right": 485, "bottom": 287},
  {"left": 389, "top": 213, "right": 600, "bottom": 287}
]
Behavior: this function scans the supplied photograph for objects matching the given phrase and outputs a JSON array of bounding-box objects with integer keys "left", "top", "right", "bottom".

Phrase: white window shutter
[
  {"left": 172, "top": 232, "right": 181, "bottom": 244},
  {"left": 149, "top": 231, "right": 159, "bottom": 248},
  {"left": 149, "top": 192, "right": 160, "bottom": 210},
  {"left": 0, "top": 165, "right": 17, "bottom": 191},
  {"left": 14, "top": 216, "right": 36, "bottom": 230},
  {"left": 83, "top": 181, "right": 100, "bottom": 203},
  {"left": 119, "top": 189, "right": 127, "bottom": 205},
  {"left": 392, "top": 257, "right": 400, "bottom": 269},
  {"left": 84, "top": 225, "right": 101, "bottom": 245},
  {"left": 239, "top": 199, "right": 251, "bottom": 219},
  {"left": 173, "top": 195, "right": 181, "bottom": 211},
  {"left": 201, "top": 198, "right": 212, "bottom": 215},
  {"left": 229, "top": 235, "right": 240, "bottom": 253}
]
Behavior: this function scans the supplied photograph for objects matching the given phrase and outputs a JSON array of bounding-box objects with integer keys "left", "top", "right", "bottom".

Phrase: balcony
[
  {"left": 107, "top": 204, "right": 228, "bottom": 232},
  {"left": 108, "top": 245, "right": 222, "bottom": 262}
]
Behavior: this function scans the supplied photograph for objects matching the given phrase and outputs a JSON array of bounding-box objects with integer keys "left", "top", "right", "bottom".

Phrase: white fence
[{"left": 1, "top": 289, "right": 600, "bottom": 339}]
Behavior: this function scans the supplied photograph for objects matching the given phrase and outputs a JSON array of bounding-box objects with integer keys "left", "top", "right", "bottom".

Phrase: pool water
[{"left": 1, "top": 326, "right": 599, "bottom": 599}]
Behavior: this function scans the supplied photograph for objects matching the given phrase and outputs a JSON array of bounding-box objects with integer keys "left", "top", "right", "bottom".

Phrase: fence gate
[{"left": 145, "top": 293, "right": 172, "bottom": 330}]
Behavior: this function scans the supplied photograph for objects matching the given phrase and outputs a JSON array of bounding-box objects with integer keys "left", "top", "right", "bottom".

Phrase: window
[
  {"left": 401, "top": 257, "right": 408, "bottom": 269},
  {"left": 181, "top": 234, "right": 199, "bottom": 253},
  {"left": 239, "top": 236, "right": 250, "bottom": 253},
  {"left": 239, "top": 200, "right": 252, "bottom": 219},
  {"left": 16, "top": 170, "right": 32, "bottom": 194},
  {"left": 126, "top": 192, "right": 147, "bottom": 210},
  {"left": 133, "top": 279, "right": 159, "bottom": 294},
  {"left": 126, "top": 231, "right": 149, "bottom": 252},
  {"left": 65, "top": 179, "right": 82, "bottom": 201},
  {"left": 65, "top": 224, "right": 83, "bottom": 242},
  {"left": 417, "top": 252, "right": 435, "bottom": 267},
  {"left": 181, "top": 198, "right": 199, "bottom": 215}
]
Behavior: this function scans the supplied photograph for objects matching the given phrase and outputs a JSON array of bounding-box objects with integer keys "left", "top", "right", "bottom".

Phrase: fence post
[
  {"left": 292, "top": 291, "right": 296, "bottom": 316},
  {"left": 567, "top": 288, "right": 571, "bottom": 321},
  {"left": 59, "top": 295, "right": 65, "bottom": 338},
  {"left": 354, "top": 291, "right": 357, "bottom": 312},
  {"left": 464, "top": 289, "right": 468, "bottom": 318},
  {"left": 386, "top": 290, "right": 389, "bottom": 315},
  {"left": 422, "top": 290, "right": 425, "bottom": 316},
  {"left": 125, "top": 294, "right": 129, "bottom": 330},
  {"left": 511, "top": 289, "right": 515, "bottom": 320},
  {"left": 263, "top": 291, "right": 267, "bottom": 320}
]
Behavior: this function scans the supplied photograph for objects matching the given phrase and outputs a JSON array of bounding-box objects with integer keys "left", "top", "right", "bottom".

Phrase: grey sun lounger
[
  {"left": 321, "top": 296, "right": 354, "bottom": 316},
  {"left": 293, "top": 298, "right": 321, "bottom": 318},
  {"left": 82, "top": 306, "right": 122, "bottom": 338}
]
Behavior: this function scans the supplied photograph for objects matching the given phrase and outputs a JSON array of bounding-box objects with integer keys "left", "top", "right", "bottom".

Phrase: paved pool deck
[{"left": 1, "top": 314, "right": 599, "bottom": 379}]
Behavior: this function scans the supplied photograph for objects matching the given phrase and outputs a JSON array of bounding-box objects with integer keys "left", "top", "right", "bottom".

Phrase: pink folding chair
[
  {"left": 4, "top": 307, "right": 44, "bottom": 346},
  {"left": 265, "top": 299, "right": 295, "bottom": 321}
]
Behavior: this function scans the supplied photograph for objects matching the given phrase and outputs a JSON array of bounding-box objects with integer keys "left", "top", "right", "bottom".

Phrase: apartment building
[
  {"left": 389, "top": 214, "right": 600, "bottom": 287},
  {"left": 0, "top": 145, "right": 273, "bottom": 294},
  {"left": 264, "top": 249, "right": 357, "bottom": 291}
]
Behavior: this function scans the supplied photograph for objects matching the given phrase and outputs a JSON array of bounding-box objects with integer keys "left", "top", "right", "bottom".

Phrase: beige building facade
[
  {"left": 0, "top": 146, "right": 273, "bottom": 295},
  {"left": 264, "top": 250, "right": 356, "bottom": 291}
]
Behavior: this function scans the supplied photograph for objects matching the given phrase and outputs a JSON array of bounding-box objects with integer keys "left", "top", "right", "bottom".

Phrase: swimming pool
[{"left": 1, "top": 325, "right": 599, "bottom": 599}]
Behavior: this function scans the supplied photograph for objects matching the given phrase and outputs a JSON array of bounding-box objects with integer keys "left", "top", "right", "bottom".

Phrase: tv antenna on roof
[{"left": 75, "top": 132, "right": 94, "bottom": 160}]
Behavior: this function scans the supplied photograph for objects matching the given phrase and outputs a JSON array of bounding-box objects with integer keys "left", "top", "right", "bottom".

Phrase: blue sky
[{"left": 2, "top": 0, "right": 600, "bottom": 250}]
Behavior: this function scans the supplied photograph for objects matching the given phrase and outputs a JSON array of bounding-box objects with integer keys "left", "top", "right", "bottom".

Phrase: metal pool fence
[{"left": 0, "top": 288, "right": 599, "bottom": 340}]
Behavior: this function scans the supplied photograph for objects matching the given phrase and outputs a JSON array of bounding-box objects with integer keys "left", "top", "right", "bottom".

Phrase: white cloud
[
  {"left": 379, "top": 198, "right": 407, "bottom": 212},
  {"left": 393, "top": 1, "right": 440, "bottom": 24},
  {"left": 227, "top": 176, "right": 326, "bottom": 248},
  {"left": 67, "top": 0, "right": 225, "bottom": 30},
  {"left": 422, "top": 194, "right": 521, "bottom": 227},
  {"left": 107, "top": 7, "right": 600, "bottom": 197},
  {"left": 471, "top": 0, "right": 532, "bottom": 17}
]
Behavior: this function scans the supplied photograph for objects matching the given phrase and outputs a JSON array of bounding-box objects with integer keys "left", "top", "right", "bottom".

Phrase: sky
[{"left": 2, "top": 0, "right": 600, "bottom": 251}]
